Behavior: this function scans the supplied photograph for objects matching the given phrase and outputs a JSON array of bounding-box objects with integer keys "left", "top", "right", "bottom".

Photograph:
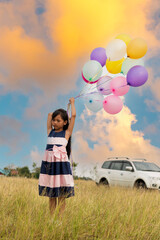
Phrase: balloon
[
  {"left": 82, "top": 60, "right": 102, "bottom": 82},
  {"left": 127, "top": 65, "right": 148, "bottom": 87},
  {"left": 103, "top": 95, "right": 123, "bottom": 114},
  {"left": 121, "top": 57, "right": 144, "bottom": 75},
  {"left": 82, "top": 72, "right": 98, "bottom": 84},
  {"left": 97, "top": 76, "right": 112, "bottom": 95},
  {"left": 110, "top": 76, "right": 130, "bottom": 96},
  {"left": 115, "top": 34, "right": 132, "bottom": 46},
  {"left": 127, "top": 38, "right": 147, "bottom": 59},
  {"left": 106, "top": 39, "right": 127, "bottom": 61},
  {"left": 90, "top": 47, "right": 107, "bottom": 67},
  {"left": 84, "top": 93, "right": 104, "bottom": 112},
  {"left": 106, "top": 58, "right": 125, "bottom": 74}
]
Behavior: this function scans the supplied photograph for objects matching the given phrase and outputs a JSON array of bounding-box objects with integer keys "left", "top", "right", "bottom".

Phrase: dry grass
[{"left": 0, "top": 176, "right": 160, "bottom": 240}]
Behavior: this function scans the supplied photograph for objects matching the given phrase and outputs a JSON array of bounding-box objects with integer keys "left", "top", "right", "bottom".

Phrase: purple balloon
[
  {"left": 97, "top": 76, "right": 112, "bottom": 95},
  {"left": 127, "top": 65, "right": 148, "bottom": 87},
  {"left": 90, "top": 47, "right": 107, "bottom": 67}
]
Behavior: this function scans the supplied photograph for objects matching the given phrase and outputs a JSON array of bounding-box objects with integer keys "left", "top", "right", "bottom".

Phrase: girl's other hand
[{"left": 69, "top": 97, "right": 75, "bottom": 104}]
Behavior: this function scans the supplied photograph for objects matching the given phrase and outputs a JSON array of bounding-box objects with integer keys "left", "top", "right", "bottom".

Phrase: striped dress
[{"left": 38, "top": 129, "right": 75, "bottom": 198}]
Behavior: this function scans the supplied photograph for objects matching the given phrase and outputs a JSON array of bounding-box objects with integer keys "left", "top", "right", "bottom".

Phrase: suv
[{"left": 95, "top": 157, "right": 160, "bottom": 190}]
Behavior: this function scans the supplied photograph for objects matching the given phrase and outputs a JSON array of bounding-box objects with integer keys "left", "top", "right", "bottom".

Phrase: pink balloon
[
  {"left": 103, "top": 95, "right": 123, "bottom": 114},
  {"left": 110, "top": 76, "right": 130, "bottom": 96},
  {"left": 82, "top": 72, "right": 98, "bottom": 84}
]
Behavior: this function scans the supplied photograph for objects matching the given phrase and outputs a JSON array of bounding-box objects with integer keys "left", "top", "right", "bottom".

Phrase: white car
[{"left": 95, "top": 157, "right": 160, "bottom": 190}]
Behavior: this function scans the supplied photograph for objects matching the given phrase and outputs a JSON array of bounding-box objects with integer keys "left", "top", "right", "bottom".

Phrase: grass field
[{"left": 0, "top": 176, "right": 160, "bottom": 240}]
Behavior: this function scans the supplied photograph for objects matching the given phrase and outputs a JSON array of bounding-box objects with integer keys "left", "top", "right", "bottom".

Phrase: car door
[
  {"left": 120, "top": 161, "right": 136, "bottom": 187},
  {"left": 108, "top": 161, "right": 124, "bottom": 186}
]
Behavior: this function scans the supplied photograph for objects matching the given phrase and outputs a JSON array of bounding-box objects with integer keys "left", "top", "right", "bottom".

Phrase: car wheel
[
  {"left": 134, "top": 180, "right": 147, "bottom": 190},
  {"left": 99, "top": 179, "right": 109, "bottom": 187}
]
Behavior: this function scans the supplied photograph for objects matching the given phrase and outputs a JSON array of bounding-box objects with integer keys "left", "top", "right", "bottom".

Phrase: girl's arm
[
  {"left": 47, "top": 112, "right": 53, "bottom": 135},
  {"left": 66, "top": 98, "right": 76, "bottom": 138}
]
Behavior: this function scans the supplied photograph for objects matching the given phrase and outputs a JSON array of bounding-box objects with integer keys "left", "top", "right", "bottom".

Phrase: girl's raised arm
[
  {"left": 67, "top": 98, "right": 76, "bottom": 138},
  {"left": 47, "top": 112, "right": 53, "bottom": 135}
]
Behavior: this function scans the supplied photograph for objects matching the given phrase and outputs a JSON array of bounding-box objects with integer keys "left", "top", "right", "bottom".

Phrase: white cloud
[
  {"left": 143, "top": 67, "right": 160, "bottom": 112},
  {"left": 72, "top": 106, "right": 160, "bottom": 178},
  {"left": 0, "top": 115, "right": 29, "bottom": 154},
  {"left": 145, "top": 99, "right": 160, "bottom": 112},
  {"left": 30, "top": 146, "right": 44, "bottom": 167}
]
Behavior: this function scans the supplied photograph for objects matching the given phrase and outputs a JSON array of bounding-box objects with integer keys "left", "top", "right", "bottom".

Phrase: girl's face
[{"left": 52, "top": 114, "right": 67, "bottom": 131}]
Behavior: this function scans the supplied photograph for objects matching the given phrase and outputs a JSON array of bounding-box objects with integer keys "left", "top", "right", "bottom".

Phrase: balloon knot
[
  {"left": 89, "top": 100, "right": 92, "bottom": 103},
  {"left": 112, "top": 89, "right": 115, "bottom": 92}
]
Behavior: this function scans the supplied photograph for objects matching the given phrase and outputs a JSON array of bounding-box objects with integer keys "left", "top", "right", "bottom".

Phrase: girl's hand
[
  {"left": 67, "top": 97, "right": 76, "bottom": 138},
  {"left": 69, "top": 97, "right": 75, "bottom": 104}
]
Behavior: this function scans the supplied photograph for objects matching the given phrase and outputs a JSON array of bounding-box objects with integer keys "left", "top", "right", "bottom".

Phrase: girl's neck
[{"left": 54, "top": 128, "right": 64, "bottom": 132}]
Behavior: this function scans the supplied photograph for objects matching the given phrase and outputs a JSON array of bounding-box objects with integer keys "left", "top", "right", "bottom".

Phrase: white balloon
[
  {"left": 106, "top": 39, "right": 127, "bottom": 61},
  {"left": 82, "top": 60, "right": 102, "bottom": 82},
  {"left": 84, "top": 92, "right": 104, "bottom": 112},
  {"left": 121, "top": 57, "right": 144, "bottom": 75}
]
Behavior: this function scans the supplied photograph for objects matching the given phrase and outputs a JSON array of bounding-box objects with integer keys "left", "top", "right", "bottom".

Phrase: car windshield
[
  {"left": 133, "top": 161, "right": 160, "bottom": 172},
  {"left": 102, "top": 161, "right": 111, "bottom": 169}
]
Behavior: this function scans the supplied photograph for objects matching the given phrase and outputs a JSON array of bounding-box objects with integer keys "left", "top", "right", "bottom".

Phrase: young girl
[{"left": 38, "top": 97, "right": 76, "bottom": 217}]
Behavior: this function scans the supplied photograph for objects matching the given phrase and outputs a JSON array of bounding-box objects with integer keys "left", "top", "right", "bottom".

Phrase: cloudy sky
[{"left": 0, "top": 0, "right": 160, "bottom": 177}]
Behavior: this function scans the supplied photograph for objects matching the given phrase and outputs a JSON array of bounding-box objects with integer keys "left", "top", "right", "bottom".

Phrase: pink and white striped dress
[{"left": 38, "top": 129, "right": 74, "bottom": 198}]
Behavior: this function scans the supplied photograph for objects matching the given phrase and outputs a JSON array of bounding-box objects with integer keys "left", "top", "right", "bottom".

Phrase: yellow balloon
[
  {"left": 116, "top": 34, "right": 132, "bottom": 46},
  {"left": 127, "top": 38, "right": 147, "bottom": 59},
  {"left": 106, "top": 58, "right": 125, "bottom": 74}
]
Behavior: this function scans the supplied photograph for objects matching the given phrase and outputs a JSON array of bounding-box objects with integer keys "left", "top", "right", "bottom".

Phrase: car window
[
  {"left": 110, "top": 161, "right": 123, "bottom": 170},
  {"left": 122, "top": 162, "right": 132, "bottom": 171},
  {"left": 102, "top": 161, "right": 111, "bottom": 169},
  {"left": 132, "top": 161, "right": 160, "bottom": 172}
]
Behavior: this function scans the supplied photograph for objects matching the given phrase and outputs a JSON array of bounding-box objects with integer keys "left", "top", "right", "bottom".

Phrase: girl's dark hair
[{"left": 52, "top": 109, "right": 71, "bottom": 159}]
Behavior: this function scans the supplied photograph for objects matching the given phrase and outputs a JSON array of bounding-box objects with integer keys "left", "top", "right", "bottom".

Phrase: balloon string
[
  {"left": 75, "top": 73, "right": 111, "bottom": 100},
  {"left": 67, "top": 103, "right": 71, "bottom": 118},
  {"left": 77, "top": 69, "right": 123, "bottom": 99},
  {"left": 75, "top": 83, "right": 128, "bottom": 100},
  {"left": 86, "top": 60, "right": 125, "bottom": 94},
  {"left": 81, "top": 75, "right": 112, "bottom": 96},
  {"left": 75, "top": 59, "right": 125, "bottom": 100},
  {"left": 78, "top": 65, "right": 106, "bottom": 97}
]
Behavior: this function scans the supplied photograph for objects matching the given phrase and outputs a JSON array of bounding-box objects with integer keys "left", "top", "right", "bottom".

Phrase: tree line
[
  {"left": 3, "top": 162, "right": 81, "bottom": 180},
  {"left": 4, "top": 162, "right": 41, "bottom": 179}
]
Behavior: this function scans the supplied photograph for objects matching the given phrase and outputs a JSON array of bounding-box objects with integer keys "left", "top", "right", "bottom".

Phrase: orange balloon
[{"left": 127, "top": 38, "right": 147, "bottom": 59}]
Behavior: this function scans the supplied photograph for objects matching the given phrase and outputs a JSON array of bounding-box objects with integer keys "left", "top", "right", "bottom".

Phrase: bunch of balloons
[{"left": 77, "top": 34, "right": 148, "bottom": 114}]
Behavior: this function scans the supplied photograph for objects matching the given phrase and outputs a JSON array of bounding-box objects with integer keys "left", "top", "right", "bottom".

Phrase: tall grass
[{"left": 0, "top": 176, "right": 160, "bottom": 240}]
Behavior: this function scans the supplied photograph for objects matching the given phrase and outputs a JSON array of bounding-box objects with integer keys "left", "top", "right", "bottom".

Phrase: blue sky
[
  {"left": 0, "top": 0, "right": 160, "bottom": 176},
  {"left": 0, "top": 69, "right": 159, "bottom": 172}
]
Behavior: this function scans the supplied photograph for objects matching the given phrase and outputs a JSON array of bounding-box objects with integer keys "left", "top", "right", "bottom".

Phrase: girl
[{"left": 38, "top": 97, "right": 76, "bottom": 217}]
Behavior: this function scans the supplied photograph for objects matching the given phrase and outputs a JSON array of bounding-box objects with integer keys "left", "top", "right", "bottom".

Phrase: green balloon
[
  {"left": 82, "top": 60, "right": 102, "bottom": 82},
  {"left": 121, "top": 57, "right": 144, "bottom": 75}
]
